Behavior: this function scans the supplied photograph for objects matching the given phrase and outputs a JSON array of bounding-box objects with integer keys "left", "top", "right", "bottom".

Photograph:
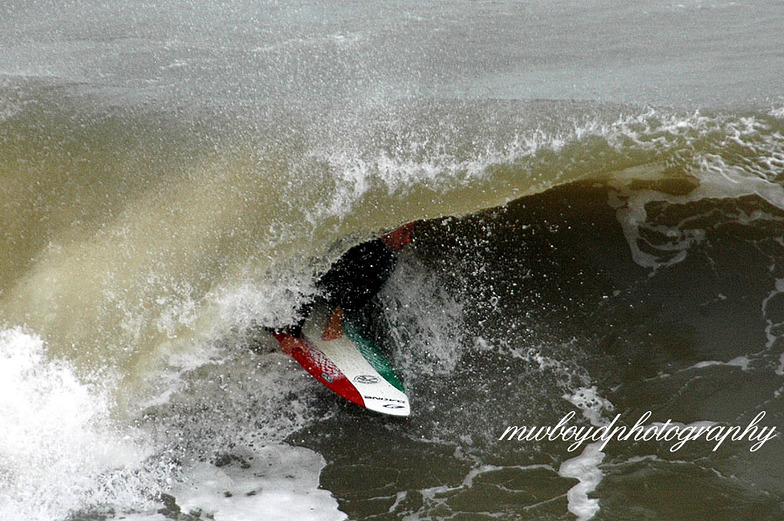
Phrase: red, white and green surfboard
[{"left": 272, "top": 305, "right": 410, "bottom": 417}]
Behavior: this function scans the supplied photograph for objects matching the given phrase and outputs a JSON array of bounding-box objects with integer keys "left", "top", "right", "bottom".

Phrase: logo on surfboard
[{"left": 354, "top": 374, "right": 380, "bottom": 384}]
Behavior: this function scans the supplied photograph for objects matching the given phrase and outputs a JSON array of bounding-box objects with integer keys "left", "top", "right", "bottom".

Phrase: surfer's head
[{"left": 380, "top": 222, "right": 417, "bottom": 252}]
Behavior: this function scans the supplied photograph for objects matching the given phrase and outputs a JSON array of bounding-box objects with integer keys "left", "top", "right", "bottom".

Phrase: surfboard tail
[{"left": 273, "top": 332, "right": 365, "bottom": 408}]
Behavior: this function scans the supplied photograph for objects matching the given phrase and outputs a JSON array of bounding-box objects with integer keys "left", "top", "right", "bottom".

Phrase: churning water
[{"left": 1, "top": 1, "right": 783, "bottom": 519}]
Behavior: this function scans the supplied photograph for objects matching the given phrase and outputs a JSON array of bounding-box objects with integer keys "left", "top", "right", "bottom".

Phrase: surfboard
[{"left": 272, "top": 305, "right": 410, "bottom": 417}]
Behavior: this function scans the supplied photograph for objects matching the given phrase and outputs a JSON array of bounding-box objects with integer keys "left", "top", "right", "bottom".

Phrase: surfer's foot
[
  {"left": 322, "top": 306, "right": 345, "bottom": 341},
  {"left": 278, "top": 334, "right": 305, "bottom": 355}
]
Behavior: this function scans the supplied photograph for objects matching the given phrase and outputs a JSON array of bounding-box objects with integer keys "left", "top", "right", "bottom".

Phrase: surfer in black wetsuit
[
  {"left": 280, "top": 222, "right": 416, "bottom": 343},
  {"left": 317, "top": 222, "right": 415, "bottom": 340}
]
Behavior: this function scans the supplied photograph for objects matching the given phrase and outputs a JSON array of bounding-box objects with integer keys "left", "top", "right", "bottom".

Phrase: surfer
[
  {"left": 269, "top": 223, "right": 416, "bottom": 416},
  {"left": 275, "top": 222, "right": 416, "bottom": 350}
]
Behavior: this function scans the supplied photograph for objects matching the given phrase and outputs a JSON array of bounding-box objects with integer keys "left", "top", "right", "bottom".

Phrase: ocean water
[{"left": 1, "top": 1, "right": 783, "bottom": 520}]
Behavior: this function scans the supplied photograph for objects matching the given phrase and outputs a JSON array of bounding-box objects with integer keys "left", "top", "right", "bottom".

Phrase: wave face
[{"left": 1, "top": 1, "right": 783, "bottom": 520}]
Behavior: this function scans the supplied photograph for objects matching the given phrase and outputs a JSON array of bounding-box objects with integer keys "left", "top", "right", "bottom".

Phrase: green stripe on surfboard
[{"left": 343, "top": 321, "right": 405, "bottom": 392}]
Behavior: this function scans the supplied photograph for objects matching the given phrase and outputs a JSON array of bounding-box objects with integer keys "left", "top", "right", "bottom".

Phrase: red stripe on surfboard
[{"left": 273, "top": 332, "right": 365, "bottom": 408}]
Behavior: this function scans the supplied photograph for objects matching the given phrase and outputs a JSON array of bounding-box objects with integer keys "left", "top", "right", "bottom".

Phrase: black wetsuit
[
  {"left": 317, "top": 238, "right": 396, "bottom": 314},
  {"left": 285, "top": 238, "right": 396, "bottom": 336}
]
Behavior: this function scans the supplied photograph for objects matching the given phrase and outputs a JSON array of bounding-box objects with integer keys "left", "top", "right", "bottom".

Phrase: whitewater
[{"left": 1, "top": 1, "right": 783, "bottom": 520}]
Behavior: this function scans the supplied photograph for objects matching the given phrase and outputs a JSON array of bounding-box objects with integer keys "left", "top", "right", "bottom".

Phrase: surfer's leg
[{"left": 289, "top": 299, "right": 315, "bottom": 337}]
